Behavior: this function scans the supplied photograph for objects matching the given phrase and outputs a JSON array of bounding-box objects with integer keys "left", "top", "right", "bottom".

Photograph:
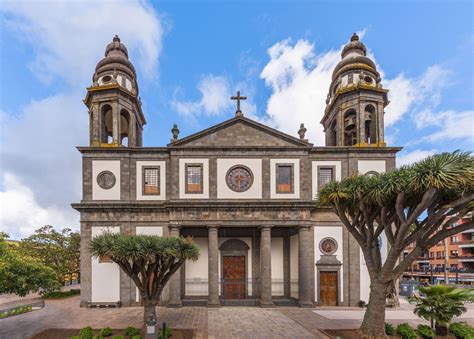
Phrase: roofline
[{"left": 168, "top": 115, "right": 313, "bottom": 147}]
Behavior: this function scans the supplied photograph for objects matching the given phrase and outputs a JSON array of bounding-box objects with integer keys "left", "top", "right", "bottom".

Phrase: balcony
[
  {"left": 458, "top": 240, "right": 474, "bottom": 248},
  {"left": 458, "top": 255, "right": 474, "bottom": 262}
]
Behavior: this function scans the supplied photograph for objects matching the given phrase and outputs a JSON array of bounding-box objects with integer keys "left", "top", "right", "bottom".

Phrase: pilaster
[
  {"left": 167, "top": 224, "right": 182, "bottom": 308},
  {"left": 259, "top": 225, "right": 274, "bottom": 307},
  {"left": 207, "top": 225, "right": 221, "bottom": 307},
  {"left": 298, "top": 224, "right": 314, "bottom": 307}
]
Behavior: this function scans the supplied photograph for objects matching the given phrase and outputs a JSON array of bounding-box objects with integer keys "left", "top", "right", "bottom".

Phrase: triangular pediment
[{"left": 169, "top": 116, "right": 312, "bottom": 148}]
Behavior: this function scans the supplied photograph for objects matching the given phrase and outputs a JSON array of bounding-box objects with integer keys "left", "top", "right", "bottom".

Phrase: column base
[
  {"left": 207, "top": 300, "right": 221, "bottom": 308},
  {"left": 298, "top": 301, "right": 314, "bottom": 308},
  {"left": 167, "top": 301, "right": 182, "bottom": 308},
  {"left": 259, "top": 300, "right": 275, "bottom": 308}
]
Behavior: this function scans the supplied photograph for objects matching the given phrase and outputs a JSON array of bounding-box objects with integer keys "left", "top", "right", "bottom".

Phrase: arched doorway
[{"left": 220, "top": 239, "right": 249, "bottom": 300}]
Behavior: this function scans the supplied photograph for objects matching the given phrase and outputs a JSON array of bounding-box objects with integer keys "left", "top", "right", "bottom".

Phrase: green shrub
[
  {"left": 157, "top": 325, "right": 172, "bottom": 339},
  {"left": 92, "top": 336, "right": 103, "bottom": 339},
  {"left": 42, "top": 289, "right": 81, "bottom": 299},
  {"left": 385, "top": 322, "right": 394, "bottom": 335},
  {"left": 67, "top": 336, "right": 80, "bottom": 339},
  {"left": 124, "top": 326, "right": 140, "bottom": 336},
  {"left": 417, "top": 324, "right": 435, "bottom": 338},
  {"left": 131, "top": 336, "right": 142, "bottom": 339},
  {"left": 112, "top": 336, "right": 123, "bottom": 339},
  {"left": 396, "top": 323, "right": 417, "bottom": 339},
  {"left": 100, "top": 327, "right": 113, "bottom": 337},
  {"left": 79, "top": 326, "right": 94, "bottom": 339},
  {"left": 0, "top": 305, "right": 33, "bottom": 319},
  {"left": 450, "top": 322, "right": 474, "bottom": 339}
]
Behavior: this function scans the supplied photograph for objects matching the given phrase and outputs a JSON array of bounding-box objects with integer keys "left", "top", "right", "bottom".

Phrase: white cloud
[
  {"left": 1, "top": 0, "right": 163, "bottom": 86},
  {"left": 171, "top": 75, "right": 258, "bottom": 119},
  {"left": 0, "top": 1, "right": 164, "bottom": 238},
  {"left": 416, "top": 110, "right": 474, "bottom": 143},
  {"left": 0, "top": 174, "right": 78, "bottom": 239},
  {"left": 172, "top": 75, "right": 232, "bottom": 116},
  {"left": 397, "top": 149, "right": 437, "bottom": 167},
  {"left": 260, "top": 39, "right": 340, "bottom": 145}
]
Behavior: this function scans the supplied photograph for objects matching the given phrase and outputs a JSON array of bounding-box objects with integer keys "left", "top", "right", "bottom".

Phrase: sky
[{"left": 0, "top": 0, "right": 473, "bottom": 239}]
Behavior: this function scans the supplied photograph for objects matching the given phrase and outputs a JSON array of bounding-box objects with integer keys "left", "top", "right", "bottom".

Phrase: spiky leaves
[
  {"left": 90, "top": 234, "right": 199, "bottom": 324},
  {"left": 318, "top": 151, "right": 474, "bottom": 338}
]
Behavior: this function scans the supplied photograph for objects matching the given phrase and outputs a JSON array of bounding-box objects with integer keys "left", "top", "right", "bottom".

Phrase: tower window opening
[
  {"left": 364, "top": 76, "right": 373, "bottom": 84},
  {"left": 100, "top": 105, "right": 113, "bottom": 144},
  {"left": 364, "top": 105, "right": 376, "bottom": 144},
  {"left": 102, "top": 75, "right": 112, "bottom": 83},
  {"left": 343, "top": 109, "right": 357, "bottom": 146},
  {"left": 120, "top": 109, "right": 130, "bottom": 147}
]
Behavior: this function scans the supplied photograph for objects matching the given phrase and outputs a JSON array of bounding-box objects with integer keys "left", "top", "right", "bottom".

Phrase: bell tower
[
  {"left": 84, "top": 35, "right": 146, "bottom": 147},
  {"left": 321, "top": 33, "right": 388, "bottom": 147}
]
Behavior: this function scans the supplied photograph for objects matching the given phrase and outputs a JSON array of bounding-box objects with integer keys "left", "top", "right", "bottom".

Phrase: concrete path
[{"left": 1, "top": 295, "right": 473, "bottom": 339}]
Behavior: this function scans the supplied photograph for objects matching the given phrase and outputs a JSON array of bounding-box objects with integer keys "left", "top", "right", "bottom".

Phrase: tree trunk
[
  {"left": 143, "top": 299, "right": 157, "bottom": 329},
  {"left": 359, "top": 280, "right": 389, "bottom": 338}
]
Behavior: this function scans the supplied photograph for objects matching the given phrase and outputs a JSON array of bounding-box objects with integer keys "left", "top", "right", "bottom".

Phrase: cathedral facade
[{"left": 72, "top": 34, "right": 400, "bottom": 308}]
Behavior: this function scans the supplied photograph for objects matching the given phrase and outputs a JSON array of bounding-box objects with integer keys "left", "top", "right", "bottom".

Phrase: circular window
[
  {"left": 319, "top": 237, "right": 338, "bottom": 255},
  {"left": 364, "top": 76, "right": 373, "bottom": 84},
  {"left": 226, "top": 165, "right": 254, "bottom": 192},
  {"left": 102, "top": 75, "right": 112, "bottom": 83},
  {"left": 97, "top": 170, "right": 116, "bottom": 190},
  {"left": 365, "top": 171, "right": 379, "bottom": 178}
]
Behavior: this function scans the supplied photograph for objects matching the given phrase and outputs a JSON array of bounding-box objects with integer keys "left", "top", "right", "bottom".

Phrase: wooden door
[
  {"left": 223, "top": 256, "right": 246, "bottom": 299},
  {"left": 320, "top": 271, "right": 338, "bottom": 306}
]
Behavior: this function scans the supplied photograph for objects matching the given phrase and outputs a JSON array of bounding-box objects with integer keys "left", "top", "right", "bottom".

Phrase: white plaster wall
[
  {"left": 312, "top": 161, "right": 342, "bottom": 200},
  {"left": 271, "top": 238, "right": 284, "bottom": 296},
  {"left": 92, "top": 160, "right": 121, "bottom": 200},
  {"left": 358, "top": 160, "right": 387, "bottom": 301},
  {"left": 136, "top": 161, "right": 166, "bottom": 200},
  {"left": 179, "top": 158, "right": 209, "bottom": 199},
  {"left": 357, "top": 160, "right": 386, "bottom": 174},
  {"left": 135, "top": 227, "right": 163, "bottom": 302},
  {"left": 185, "top": 238, "right": 209, "bottom": 296},
  {"left": 91, "top": 226, "right": 120, "bottom": 302},
  {"left": 270, "top": 159, "right": 300, "bottom": 199},
  {"left": 290, "top": 234, "right": 299, "bottom": 298},
  {"left": 98, "top": 75, "right": 132, "bottom": 92},
  {"left": 314, "top": 226, "right": 344, "bottom": 302},
  {"left": 218, "top": 237, "right": 253, "bottom": 295},
  {"left": 217, "top": 159, "right": 262, "bottom": 199}
]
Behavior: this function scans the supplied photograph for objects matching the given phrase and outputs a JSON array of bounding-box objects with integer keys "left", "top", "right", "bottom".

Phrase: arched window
[
  {"left": 100, "top": 104, "right": 113, "bottom": 144},
  {"left": 120, "top": 109, "right": 130, "bottom": 147},
  {"left": 364, "top": 104, "right": 376, "bottom": 144},
  {"left": 343, "top": 109, "right": 357, "bottom": 146}
]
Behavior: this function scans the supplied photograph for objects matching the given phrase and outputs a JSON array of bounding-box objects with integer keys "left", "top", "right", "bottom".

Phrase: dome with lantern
[{"left": 92, "top": 35, "right": 138, "bottom": 94}]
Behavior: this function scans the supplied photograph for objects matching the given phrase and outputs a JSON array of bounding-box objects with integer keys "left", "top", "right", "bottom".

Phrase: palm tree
[
  {"left": 89, "top": 234, "right": 199, "bottom": 328},
  {"left": 318, "top": 151, "right": 474, "bottom": 338},
  {"left": 410, "top": 285, "right": 474, "bottom": 335}
]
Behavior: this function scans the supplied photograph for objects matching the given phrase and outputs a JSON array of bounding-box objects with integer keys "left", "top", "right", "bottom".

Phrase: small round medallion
[
  {"left": 319, "top": 237, "right": 338, "bottom": 255},
  {"left": 97, "top": 170, "right": 116, "bottom": 190},
  {"left": 226, "top": 165, "right": 253, "bottom": 192}
]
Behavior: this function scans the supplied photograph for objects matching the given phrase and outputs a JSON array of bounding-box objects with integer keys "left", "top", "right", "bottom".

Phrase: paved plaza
[{"left": 1, "top": 295, "right": 474, "bottom": 339}]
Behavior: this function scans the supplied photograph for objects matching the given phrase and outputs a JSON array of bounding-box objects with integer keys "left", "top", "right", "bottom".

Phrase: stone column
[
  {"left": 128, "top": 114, "right": 137, "bottom": 147},
  {"left": 207, "top": 225, "right": 221, "bottom": 307},
  {"left": 260, "top": 225, "right": 274, "bottom": 307},
  {"left": 168, "top": 224, "right": 182, "bottom": 308},
  {"left": 298, "top": 224, "right": 314, "bottom": 307},
  {"left": 112, "top": 100, "right": 120, "bottom": 145},
  {"left": 283, "top": 235, "right": 291, "bottom": 298}
]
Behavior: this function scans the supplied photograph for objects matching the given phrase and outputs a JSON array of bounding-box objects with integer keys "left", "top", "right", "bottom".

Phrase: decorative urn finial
[
  {"left": 171, "top": 124, "right": 179, "bottom": 142},
  {"left": 298, "top": 123, "right": 307, "bottom": 141}
]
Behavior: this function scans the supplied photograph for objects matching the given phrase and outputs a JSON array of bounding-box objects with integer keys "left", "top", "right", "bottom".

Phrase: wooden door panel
[
  {"left": 320, "top": 271, "right": 338, "bottom": 306},
  {"left": 223, "top": 256, "right": 246, "bottom": 299}
]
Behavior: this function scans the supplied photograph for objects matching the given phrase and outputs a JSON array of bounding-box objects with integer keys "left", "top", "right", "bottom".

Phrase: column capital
[
  {"left": 298, "top": 223, "right": 312, "bottom": 231},
  {"left": 207, "top": 225, "right": 220, "bottom": 230},
  {"left": 259, "top": 224, "right": 274, "bottom": 230},
  {"left": 169, "top": 223, "right": 181, "bottom": 231}
]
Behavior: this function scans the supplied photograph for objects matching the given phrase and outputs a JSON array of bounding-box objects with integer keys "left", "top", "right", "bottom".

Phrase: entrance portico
[{"left": 169, "top": 223, "right": 315, "bottom": 308}]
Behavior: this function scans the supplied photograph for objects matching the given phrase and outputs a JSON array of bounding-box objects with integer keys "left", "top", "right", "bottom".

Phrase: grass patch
[
  {"left": 0, "top": 305, "right": 33, "bottom": 319},
  {"left": 42, "top": 288, "right": 80, "bottom": 299}
]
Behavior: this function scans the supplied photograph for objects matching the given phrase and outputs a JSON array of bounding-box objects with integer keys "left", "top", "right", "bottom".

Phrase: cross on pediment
[{"left": 231, "top": 91, "right": 247, "bottom": 117}]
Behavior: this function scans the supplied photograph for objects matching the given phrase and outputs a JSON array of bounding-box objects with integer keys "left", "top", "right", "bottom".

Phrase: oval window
[
  {"left": 102, "top": 75, "right": 112, "bottom": 83},
  {"left": 364, "top": 76, "right": 373, "bottom": 84}
]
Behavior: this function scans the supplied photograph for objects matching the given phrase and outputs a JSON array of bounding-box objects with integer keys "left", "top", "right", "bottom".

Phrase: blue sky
[{"left": 0, "top": 0, "right": 473, "bottom": 238}]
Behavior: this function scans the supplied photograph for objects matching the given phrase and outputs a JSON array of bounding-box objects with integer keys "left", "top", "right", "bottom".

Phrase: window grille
[
  {"left": 318, "top": 167, "right": 334, "bottom": 190},
  {"left": 186, "top": 164, "right": 203, "bottom": 193},
  {"left": 143, "top": 167, "right": 159, "bottom": 195},
  {"left": 276, "top": 164, "right": 293, "bottom": 193}
]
